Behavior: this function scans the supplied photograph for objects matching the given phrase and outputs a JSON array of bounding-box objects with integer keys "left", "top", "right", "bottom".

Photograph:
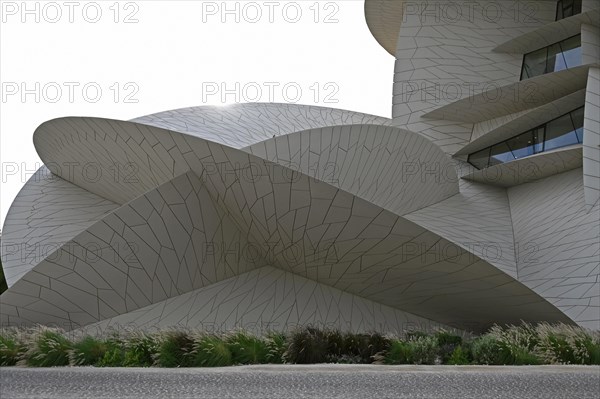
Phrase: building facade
[{"left": 1, "top": 0, "right": 598, "bottom": 333}]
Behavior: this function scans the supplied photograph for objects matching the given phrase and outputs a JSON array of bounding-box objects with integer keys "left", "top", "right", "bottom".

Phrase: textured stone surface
[{"left": 1, "top": 366, "right": 599, "bottom": 399}]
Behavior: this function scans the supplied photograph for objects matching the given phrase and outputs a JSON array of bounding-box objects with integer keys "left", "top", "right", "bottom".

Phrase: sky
[{"left": 0, "top": 0, "right": 394, "bottom": 228}]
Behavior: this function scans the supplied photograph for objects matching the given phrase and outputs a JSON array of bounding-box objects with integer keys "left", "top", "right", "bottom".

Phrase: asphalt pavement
[{"left": 1, "top": 364, "right": 598, "bottom": 398}]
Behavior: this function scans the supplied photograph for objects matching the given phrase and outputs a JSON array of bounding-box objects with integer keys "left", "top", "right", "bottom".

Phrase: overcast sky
[{"left": 0, "top": 0, "right": 393, "bottom": 227}]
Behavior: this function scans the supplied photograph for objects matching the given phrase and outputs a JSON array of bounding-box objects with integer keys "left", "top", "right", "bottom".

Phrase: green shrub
[
  {"left": 6, "top": 323, "right": 600, "bottom": 367},
  {"left": 488, "top": 324, "right": 542, "bottom": 365},
  {"left": 284, "top": 327, "right": 328, "bottom": 364},
  {"left": 324, "top": 332, "right": 391, "bottom": 364},
  {"left": 70, "top": 336, "right": 107, "bottom": 366},
  {"left": 560, "top": 327, "right": 600, "bottom": 365},
  {"left": 383, "top": 340, "right": 412, "bottom": 364},
  {"left": 191, "top": 334, "right": 232, "bottom": 367},
  {"left": 535, "top": 323, "right": 600, "bottom": 365},
  {"left": 98, "top": 337, "right": 126, "bottom": 367},
  {"left": 123, "top": 332, "right": 157, "bottom": 367},
  {"left": 447, "top": 345, "right": 471, "bottom": 365},
  {"left": 360, "top": 332, "right": 391, "bottom": 364},
  {"left": 436, "top": 331, "right": 463, "bottom": 346},
  {"left": 24, "top": 328, "right": 72, "bottom": 367},
  {"left": 155, "top": 331, "right": 194, "bottom": 367},
  {"left": 471, "top": 335, "right": 503, "bottom": 365},
  {"left": 409, "top": 335, "right": 439, "bottom": 365},
  {"left": 226, "top": 331, "right": 267, "bottom": 365},
  {"left": 341, "top": 332, "right": 364, "bottom": 361},
  {"left": 324, "top": 330, "right": 344, "bottom": 361},
  {"left": 435, "top": 331, "right": 463, "bottom": 363},
  {"left": 265, "top": 332, "right": 286, "bottom": 364},
  {"left": 586, "top": 340, "right": 600, "bottom": 365},
  {"left": 508, "top": 347, "right": 542, "bottom": 365},
  {"left": 0, "top": 331, "right": 23, "bottom": 366}
]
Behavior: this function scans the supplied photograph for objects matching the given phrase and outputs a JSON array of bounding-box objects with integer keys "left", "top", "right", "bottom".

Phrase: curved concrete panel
[
  {"left": 1, "top": 171, "right": 261, "bottom": 328},
  {"left": 3, "top": 117, "right": 573, "bottom": 332},
  {"left": 493, "top": 8, "right": 600, "bottom": 54},
  {"left": 461, "top": 146, "right": 583, "bottom": 187},
  {"left": 1, "top": 167, "right": 118, "bottom": 288},
  {"left": 364, "top": 0, "right": 404, "bottom": 56},
  {"left": 79, "top": 266, "right": 447, "bottom": 336},
  {"left": 508, "top": 168, "right": 600, "bottom": 330},
  {"left": 245, "top": 124, "right": 459, "bottom": 216},
  {"left": 132, "top": 103, "right": 391, "bottom": 149},
  {"left": 583, "top": 67, "right": 600, "bottom": 206}
]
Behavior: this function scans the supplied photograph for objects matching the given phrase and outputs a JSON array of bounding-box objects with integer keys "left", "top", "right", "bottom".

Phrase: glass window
[
  {"left": 547, "top": 43, "right": 567, "bottom": 73},
  {"left": 556, "top": 0, "right": 564, "bottom": 20},
  {"left": 506, "top": 132, "right": 536, "bottom": 159},
  {"left": 575, "top": 126, "right": 584, "bottom": 143},
  {"left": 569, "top": 107, "right": 585, "bottom": 143},
  {"left": 556, "top": 0, "right": 582, "bottom": 21},
  {"left": 521, "top": 35, "right": 581, "bottom": 80},
  {"left": 532, "top": 127, "right": 545, "bottom": 153},
  {"left": 489, "top": 142, "right": 514, "bottom": 166},
  {"left": 467, "top": 106, "right": 585, "bottom": 170},
  {"left": 522, "top": 48, "right": 549, "bottom": 80},
  {"left": 544, "top": 113, "right": 579, "bottom": 151},
  {"left": 468, "top": 148, "right": 490, "bottom": 170},
  {"left": 560, "top": 36, "right": 582, "bottom": 68}
]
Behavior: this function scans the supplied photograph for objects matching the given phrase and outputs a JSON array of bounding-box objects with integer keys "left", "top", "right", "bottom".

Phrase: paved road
[{"left": 1, "top": 365, "right": 598, "bottom": 399}]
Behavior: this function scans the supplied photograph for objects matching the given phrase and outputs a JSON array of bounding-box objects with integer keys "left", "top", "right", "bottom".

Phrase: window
[
  {"left": 521, "top": 35, "right": 582, "bottom": 80},
  {"left": 570, "top": 107, "right": 585, "bottom": 142},
  {"left": 489, "top": 142, "right": 514, "bottom": 166},
  {"left": 544, "top": 114, "right": 580, "bottom": 151},
  {"left": 506, "top": 131, "right": 536, "bottom": 159},
  {"left": 467, "top": 106, "right": 585, "bottom": 170},
  {"left": 468, "top": 148, "right": 491, "bottom": 170},
  {"left": 556, "top": 0, "right": 583, "bottom": 21}
]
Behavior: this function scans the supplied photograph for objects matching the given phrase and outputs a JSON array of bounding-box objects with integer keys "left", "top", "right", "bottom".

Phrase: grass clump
[
  {"left": 22, "top": 327, "right": 72, "bottom": 367},
  {"left": 383, "top": 334, "right": 439, "bottom": 365},
  {"left": 284, "top": 327, "right": 328, "bottom": 364},
  {"left": 535, "top": 323, "right": 600, "bottom": 365},
  {"left": 190, "top": 334, "right": 233, "bottom": 367},
  {"left": 226, "top": 331, "right": 267, "bottom": 365},
  {"left": 487, "top": 323, "right": 542, "bottom": 365},
  {"left": 0, "top": 329, "right": 24, "bottom": 366},
  {"left": 435, "top": 331, "right": 463, "bottom": 364},
  {"left": 155, "top": 331, "right": 194, "bottom": 367},
  {"left": 265, "top": 332, "right": 286, "bottom": 364},
  {"left": 408, "top": 335, "right": 439, "bottom": 365},
  {"left": 382, "top": 339, "right": 412, "bottom": 364},
  {"left": 123, "top": 332, "right": 157, "bottom": 367},
  {"left": 348, "top": 332, "right": 390, "bottom": 364},
  {"left": 98, "top": 336, "right": 126, "bottom": 367},
  {"left": 471, "top": 334, "right": 503, "bottom": 365},
  {"left": 447, "top": 345, "right": 471, "bottom": 365},
  {"left": 2, "top": 322, "right": 599, "bottom": 368},
  {"left": 69, "top": 336, "right": 107, "bottom": 366}
]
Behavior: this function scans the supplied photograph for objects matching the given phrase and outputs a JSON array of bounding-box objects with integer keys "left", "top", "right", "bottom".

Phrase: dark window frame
[
  {"left": 556, "top": 0, "right": 583, "bottom": 21},
  {"left": 520, "top": 34, "right": 582, "bottom": 81},
  {"left": 467, "top": 106, "right": 585, "bottom": 170}
]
